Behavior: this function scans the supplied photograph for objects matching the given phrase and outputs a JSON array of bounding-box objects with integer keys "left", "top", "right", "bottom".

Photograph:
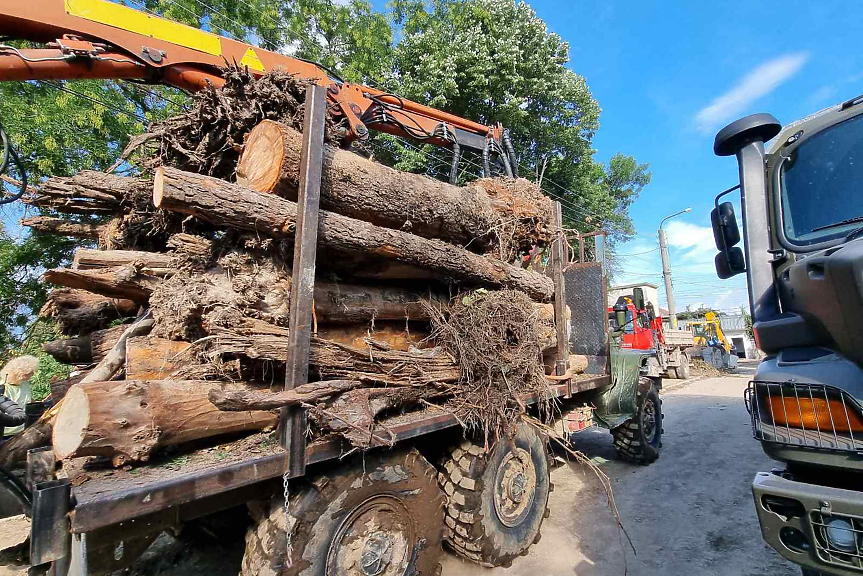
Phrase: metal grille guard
[{"left": 745, "top": 381, "right": 863, "bottom": 453}]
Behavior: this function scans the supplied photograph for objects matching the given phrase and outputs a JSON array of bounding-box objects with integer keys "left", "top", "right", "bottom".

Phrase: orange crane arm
[{"left": 0, "top": 0, "right": 515, "bottom": 166}]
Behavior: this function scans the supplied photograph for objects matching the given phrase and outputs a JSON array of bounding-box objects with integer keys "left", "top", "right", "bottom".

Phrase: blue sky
[{"left": 517, "top": 0, "right": 860, "bottom": 314}]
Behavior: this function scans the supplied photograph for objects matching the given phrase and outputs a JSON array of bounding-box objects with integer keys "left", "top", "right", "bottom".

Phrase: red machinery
[{"left": 608, "top": 289, "right": 693, "bottom": 379}]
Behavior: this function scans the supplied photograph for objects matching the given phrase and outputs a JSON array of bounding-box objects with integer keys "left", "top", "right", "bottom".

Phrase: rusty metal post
[
  {"left": 280, "top": 84, "right": 326, "bottom": 478},
  {"left": 551, "top": 202, "right": 569, "bottom": 377}
]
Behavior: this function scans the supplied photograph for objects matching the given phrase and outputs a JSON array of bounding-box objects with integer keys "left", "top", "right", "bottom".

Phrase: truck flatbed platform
[{"left": 69, "top": 374, "right": 609, "bottom": 534}]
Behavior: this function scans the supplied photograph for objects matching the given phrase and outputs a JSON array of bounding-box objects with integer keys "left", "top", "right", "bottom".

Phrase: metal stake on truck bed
[{"left": 280, "top": 84, "right": 327, "bottom": 480}]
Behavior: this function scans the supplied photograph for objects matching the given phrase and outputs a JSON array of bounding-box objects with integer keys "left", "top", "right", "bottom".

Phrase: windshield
[{"left": 779, "top": 113, "right": 863, "bottom": 246}]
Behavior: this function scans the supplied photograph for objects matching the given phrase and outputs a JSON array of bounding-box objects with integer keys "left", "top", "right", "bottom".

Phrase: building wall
[{"left": 608, "top": 283, "right": 659, "bottom": 313}]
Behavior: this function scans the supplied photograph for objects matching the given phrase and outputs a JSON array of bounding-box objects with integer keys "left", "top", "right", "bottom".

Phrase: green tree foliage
[{"left": 387, "top": 0, "right": 650, "bottom": 239}]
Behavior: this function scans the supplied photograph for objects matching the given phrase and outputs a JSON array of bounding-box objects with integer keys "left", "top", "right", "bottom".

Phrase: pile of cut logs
[{"left": 8, "top": 85, "right": 564, "bottom": 469}]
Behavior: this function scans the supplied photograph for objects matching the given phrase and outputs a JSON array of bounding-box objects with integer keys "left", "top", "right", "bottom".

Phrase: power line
[{"left": 42, "top": 81, "right": 147, "bottom": 122}]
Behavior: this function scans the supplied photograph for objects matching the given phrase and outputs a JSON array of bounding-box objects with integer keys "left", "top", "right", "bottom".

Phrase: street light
[{"left": 659, "top": 207, "right": 691, "bottom": 329}]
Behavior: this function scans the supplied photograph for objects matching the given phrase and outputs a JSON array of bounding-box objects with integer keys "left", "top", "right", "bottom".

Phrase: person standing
[{"left": 0, "top": 356, "right": 39, "bottom": 436}]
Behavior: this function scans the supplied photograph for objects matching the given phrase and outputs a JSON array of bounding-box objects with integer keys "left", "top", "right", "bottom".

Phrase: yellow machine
[{"left": 690, "top": 312, "right": 738, "bottom": 369}]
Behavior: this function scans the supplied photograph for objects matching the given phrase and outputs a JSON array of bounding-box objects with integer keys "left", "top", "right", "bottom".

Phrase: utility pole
[{"left": 659, "top": 208, "right": 691, "bottom": 329}]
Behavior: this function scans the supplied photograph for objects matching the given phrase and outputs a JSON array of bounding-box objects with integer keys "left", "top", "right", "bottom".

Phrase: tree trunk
[
  {"left": 208, "top": 379, "right": 363, "bottom": 411},
  {"left": 21, "top": 217, "right": 107, "bottom": 240},
  {"left": 125, "top": 336, "right": 194, "bottom": 379},
  {"left": 154, "top": 167, "right": 554, "bottom": 301},
  {"left": 43, "top": 267, "right": 161, "bottom": 302},
  {"left": 80, "top": 311, "right": 154, "bottom": 384},
  {"left": 52, "top": 380, "right": 277, "bottom": 466},
  {"left": 24, "top": 171, "right": 149, "bottom": 215},
  {"left": 50, "top": 373, "right": 87, "bottom": 401},
  {"left": 176, "top": 317, "right": 461, "bottom": 385},
  {"left": 238, "top": 121, "right": 501, "bottom": 249},
  {"left": 73, "top": 248, "right": 174, "bottom": 277},
  {"left": 42, "top": 324, "right": 128, "bottom": 364},
  {"left": 39, "top": 289, "right": 138, "bottom": 335},
  {"left": 317, "top": 322, "right": 429, "bottom": 351}
]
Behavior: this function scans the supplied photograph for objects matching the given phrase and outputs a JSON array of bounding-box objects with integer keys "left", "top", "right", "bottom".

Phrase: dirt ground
[
  {"left": 0, "top": 361, "right": 799, "bottom": 575},
  {"left": 441, "top": 360, "right": 797, "bottom": 576}
]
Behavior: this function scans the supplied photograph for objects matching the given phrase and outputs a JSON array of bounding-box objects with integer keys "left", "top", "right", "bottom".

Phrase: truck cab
[{"left": 712, "top": 99, "right": 863, "bottom": 575}]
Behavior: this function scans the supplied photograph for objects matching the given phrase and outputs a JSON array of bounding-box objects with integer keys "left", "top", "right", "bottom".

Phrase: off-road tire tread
[
  {"left": 436, "top": 434, "right": 551, "bottom": 567},
  {"left": 241, "top": 449, "right": 444, "bottom": 576},
  {"left": 611, "top": 385, "right": 662, "bottom": 465}
]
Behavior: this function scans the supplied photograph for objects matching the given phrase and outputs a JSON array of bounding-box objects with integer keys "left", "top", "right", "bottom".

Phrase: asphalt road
[{"left": 441, "top": 362, "right": 799, "bottom": 576}]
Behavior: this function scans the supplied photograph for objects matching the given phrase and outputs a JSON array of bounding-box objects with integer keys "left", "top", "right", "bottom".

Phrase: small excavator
[{"left": 690, "top": 311, "right": 738, "bottom": 370}]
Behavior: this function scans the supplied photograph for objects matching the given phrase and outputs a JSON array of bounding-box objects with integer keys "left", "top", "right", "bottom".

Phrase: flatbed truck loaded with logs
[{"left": 0, "top": 2, "right": 663, "bottom": 574}]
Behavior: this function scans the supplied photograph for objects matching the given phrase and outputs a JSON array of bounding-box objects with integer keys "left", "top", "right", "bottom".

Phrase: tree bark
[
  {"left": 52, "top": 380, "right": 277, "bottom": 466},
  {"left": 44, "top": 267, "right": 161, "bottom": 302},
  {"left": 154, "top": 167, "right": 554, "bottom": 301},
  {"left": 81, "top": 311, "right": 154, "bottom": 384},
  {"left": 208, "top": 379, "right": 363, "bottom": 411},
  {"left": 125, "top": 336, "right": 194, "bottom": 380},
  {"left": 238, "top": 121, "right": 501, "bottom": 249},
  {"left": 42, "top": 324, "right": 128, "bottom": 364},
  {"left": 39, "top": 289, "right": 138, "bottom": 335},
  {"left": 21, "top": 217, "right": 107, "bottom": 240},
  {"left": 72, "top": 248, "right": 174, "bottom": 276},
  {"left": 177, "top": 317, "right": 460, "bottom": 385},
  {"left": 23, "top": 171, "right": 149, "bottom": 215}
]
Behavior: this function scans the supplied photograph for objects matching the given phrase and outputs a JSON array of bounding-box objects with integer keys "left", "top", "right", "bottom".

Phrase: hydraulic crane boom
[{"left": 0, "top": 0, "right": 517, "bottom": 174}]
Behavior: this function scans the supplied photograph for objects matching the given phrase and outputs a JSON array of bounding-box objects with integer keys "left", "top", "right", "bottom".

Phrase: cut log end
[
  {"left": 236, "top": 120, "right": 286, "bottom": 194},
  {"left": 153, "top": 167, "right": 166, "bottom": 208},
  {"left": 52, "top": 386, "right": 89, "bottom": 460}
]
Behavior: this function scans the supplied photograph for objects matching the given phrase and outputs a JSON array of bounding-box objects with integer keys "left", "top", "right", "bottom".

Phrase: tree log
[
  {"left": 50, "top": 373, "right": 87, "bottom": 401},
  {"left": 21, "top": 216, "right": 107, "bottom": 240},
  {"left": 209, "top": 379, "right": 363, "bottom": 411},
  {"left": 24, "top": 171, "right": 149, "bottom": 215},
  {"left": 52, "top": 380, "right": 277, "bottom": 466},
  {"left": 154, "top": 167, "right": 554, "bottom": 300},
  {"left": 81, "top": 311, "right": 154, "bottom": 384},
  {"left": 176, "top": 317, "right": 461, "bottom": 385},
  {"left": 125, "top": 336, "right": 194, "bottom": 379},
  {"left": 238, "top": 121, "right": 502, "bottom": 249},
  {"left": 39, "top": 289, "right": 137, "bottom": 335},
  {"left": 317, "top": 322, "right": 429, "bottom": 351},
  {"left": 42, "top": 324, "right": 128, "bottom": 364},
  {"left": 43, "top": 267, "right": 161, "bottom": 302},
  {"left": 73, "top": 248, "right": 174, "bottom": 276}
]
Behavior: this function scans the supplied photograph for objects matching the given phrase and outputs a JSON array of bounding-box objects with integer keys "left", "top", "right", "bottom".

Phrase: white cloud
[
  {"left": 664, "top": 220, "right": 716, "bottom": 260},
  {"left": 695, "top": 52, "right": 809, "bottom": 133}
]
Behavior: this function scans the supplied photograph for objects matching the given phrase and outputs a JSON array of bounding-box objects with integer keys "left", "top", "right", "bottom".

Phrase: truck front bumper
[{"left": 753, "top": 471, "right": 863, "bottom": 575}]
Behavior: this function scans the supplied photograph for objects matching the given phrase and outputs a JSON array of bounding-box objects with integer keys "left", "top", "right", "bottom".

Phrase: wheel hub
[
  {"left": 642, "top": 398, "right": 657, "bottom": 443},
  {"left": 493, "top": 448, "right": 537, "bottom": 528},
  {"left": 326, "top": 496, "right": 414, "bottom": 576},
  {"left": 360, "top": 531, "right": 393, "bottom": 576}
]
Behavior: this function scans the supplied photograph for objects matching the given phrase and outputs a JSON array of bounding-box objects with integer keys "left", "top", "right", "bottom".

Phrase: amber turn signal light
[{"left": 767, "top": 395, "right": 863, "bottom": 433}]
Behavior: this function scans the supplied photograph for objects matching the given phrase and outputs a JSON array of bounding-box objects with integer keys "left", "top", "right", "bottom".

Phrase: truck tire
[
  {"left": 437, "top": 422, "right": 551, "bottom": 568},
  {"left": 677, "top": 353, "right": 691, "bottom": 379},
  {"left": 241, "top": 448, "right": 444, "bottom": 576},
  {"left": 611, "top": 380, "right": 662, "bottom": 464}
]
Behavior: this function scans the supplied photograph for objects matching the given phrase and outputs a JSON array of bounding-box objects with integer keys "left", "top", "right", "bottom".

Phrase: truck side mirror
[
  {"left": 711, "top": 202, "right": 745, "bottom": 278},
  {"left": 715, "top": 247, "right": 745, "bottom": 279},
  {"left": 711, "top": 202, "right": 740, "bottom": 249},
  {"left": 632, "top": 287, "right": 645, "bottom": 311},
  {"left": 612, "top": 303, "right": 627, "bottom": 330}
]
